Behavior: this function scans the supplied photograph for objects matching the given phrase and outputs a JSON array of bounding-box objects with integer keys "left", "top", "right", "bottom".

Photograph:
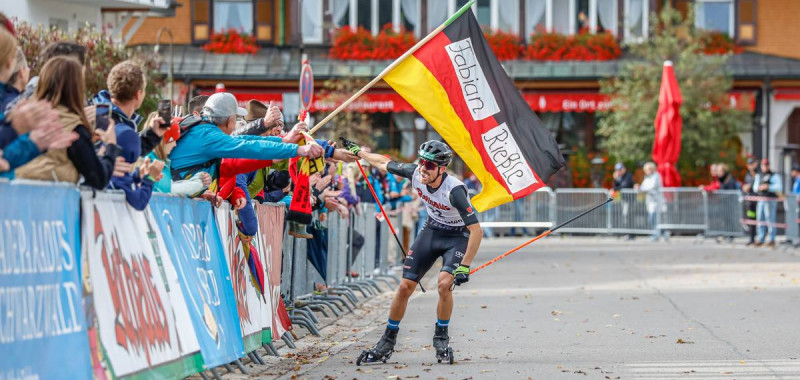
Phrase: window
[
  {"left": 255, "top": 0, "right": 275, "bottom": 43},
  {"left": 624, "top": 0, "right": 648, "bottom": 41},
  {"left": 476, "top": 0, "right": 491, "bottom": 28},
  {"left": 49, "top": 18, "right": 68, "bottom": 31},
  {"left": 213, "top": 0, "right": 254, "bottom": 33},
  {"left": 427, "top": 0, "right": 447, "bottom": 32},
  {"left": 333, "top": 0, "right": 420, "bottom": 36},
  {"left": 695, "top": 0, "right": 735, "bottom": 36},
  {"left": 524, "top": 0, "right": 618, "bottom": 37},
  {"left": 301, "top": 0, "right": 323, "bottom": 43},
  {"left": 495, "top": 0, "right": 520, "bottom": 34}
]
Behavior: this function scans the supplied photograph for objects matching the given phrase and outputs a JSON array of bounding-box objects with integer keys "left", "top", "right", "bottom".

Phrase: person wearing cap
[
  {"left": 753, "top": 158, "right": 782, "bottom": 248},
  {"left": 612, "top": 162, "right": 634, "bottom": 190},
  {"left": 741, "top": 155, "right": 761, "bottom": 245},
  {"left": 168, "top": 92, "right": 324, "bottom": 198}
]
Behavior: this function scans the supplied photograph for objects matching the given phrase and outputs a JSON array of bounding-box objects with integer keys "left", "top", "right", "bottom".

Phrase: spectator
[
  {"left": 702, "top": 164, "right": 721, "bottom": 192},
  {"left": 1, "top": 47, "right": 28, "bottom": 113},
  {"left": 613, "top": 162, "right": 635, "bottom": 239},
  {"left": 259, "top": 170, "right": 291, "bottom": 203},
  {"left": 612, "top": 162, "right": 634, "bottom": 190},
  {"left": 144, "top": 113, "right": 211, "bottom": 195},
  {"left": 234, "top": 100, "right": 284, "bottom": 136},
  {"left": 753, "top": 159, "right": 782, "bottom": 248},
  {"left": 168, "top": 92, "right": 324, "bottom": 193},
  {"left": 0, "top": 29, "right": 74, "bottom": 175},
  {"left": 7, "top": 42, "right": 86, "bottom": 112},
  {"left": 92, "top": 60, "right": 166, "bottom": 159},
  {"left": 792, "top": 164, "right": 800, "bottom": 195},
  {"left": 96, "top": 60, "right": 165, "bottom": 210},
  {"left": 717, "top": 163, "right": 740, "bottom": 190},
  {"left": 742, "top": 156, "right": 760, "bottom": 246},
  {"left": 15, "top": 56, "right": 122, "bottom": 189},
  {"left": 636, "top": 162, "right": 668, "bottom": 242}
]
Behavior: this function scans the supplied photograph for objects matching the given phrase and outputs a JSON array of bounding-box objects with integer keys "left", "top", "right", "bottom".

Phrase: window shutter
[
  {"left": 674, "top": 0, "right": 691, "bottom": 20},
  {"left": 255, "top": 0, "right": 275, "bottom": 44},
  {"left": 192, "top": 0, "right": 211, "bottom": 43},
  {"left": 737, "top": 0, "right": 756, "bottom": 44}
]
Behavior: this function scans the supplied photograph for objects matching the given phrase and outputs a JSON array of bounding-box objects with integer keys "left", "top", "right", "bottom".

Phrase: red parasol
[{"left": 653, "top": 61, "right": 683, "bottom": 187}]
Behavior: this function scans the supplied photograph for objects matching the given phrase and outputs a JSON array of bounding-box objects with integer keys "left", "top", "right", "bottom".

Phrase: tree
[
  {"left": 13, "top": 21, "right": 162, "bottom": 121},
  {"left": 314, "top": 79, "right": 374, "bottom": 147},
  {"left": 597, "top": 6, "right": 750, "bottom": 174}
]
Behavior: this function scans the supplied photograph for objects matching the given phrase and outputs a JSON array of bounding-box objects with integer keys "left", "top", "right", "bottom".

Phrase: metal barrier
[
  {"left": 478, "top": 188, "right": 555, "bottom": 232},
  {"left": 785, "top": 195, "right": 800, "bottom": 246},
  {"left": 706, "top": 190, "right": 746, "bottom": 238},
  {"left": 658, "top": 188, "right": 708, "bottom": 233},
  {"left": 608, "top": 189, "right": 652, "bottom": 235},
  {"left": 555, "top": 188, "right": 611, "bottom": 234}
]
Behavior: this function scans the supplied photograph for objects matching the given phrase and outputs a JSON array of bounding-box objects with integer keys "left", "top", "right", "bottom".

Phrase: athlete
[{"left": 341, "top": 138, "right": 482, "bottom": 365}]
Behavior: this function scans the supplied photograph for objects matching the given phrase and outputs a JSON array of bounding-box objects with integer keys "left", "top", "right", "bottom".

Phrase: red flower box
[
  {"left": 330, "top": 24, "right": 416, "bottom": 60},
  {"left": 700, "top": 32, "right": 742, "bottom": 55},
  {"left": 483, "top": 29, "right": 522, "bottom": 61},
  {"left": 203, "top": 29, "right": 259, "bottom": 55},
  {"left": 524, "top": 28, "right": 621, "bottom": 61}
]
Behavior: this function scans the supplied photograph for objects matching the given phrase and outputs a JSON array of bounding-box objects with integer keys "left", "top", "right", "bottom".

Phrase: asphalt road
[{"left": 246, "top": 237, "right": 800, "bottom": 380}]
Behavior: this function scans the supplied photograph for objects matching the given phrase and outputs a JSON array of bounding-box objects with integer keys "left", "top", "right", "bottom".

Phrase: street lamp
[{"left": 155, "top": 27, "right": 174, "bottom": 104}]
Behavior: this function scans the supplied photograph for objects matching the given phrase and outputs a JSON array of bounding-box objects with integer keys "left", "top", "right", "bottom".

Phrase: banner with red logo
[
  {"left": 254, "top": 202, "right": 291, "bottom": 340},
  {"left": 82, "top": 192, "right": 202, "bottom": 378},
  {"left": 216, "top": 203, "right": 273, "bottom": 353}
]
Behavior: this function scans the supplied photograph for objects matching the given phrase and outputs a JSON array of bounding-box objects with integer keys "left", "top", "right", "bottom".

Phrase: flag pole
[
  {"left": 309, "top": 0, "right": 476, "bottom": 134},
  {"left": 469, "top": 198, "right": 613, "bottom": 275}
]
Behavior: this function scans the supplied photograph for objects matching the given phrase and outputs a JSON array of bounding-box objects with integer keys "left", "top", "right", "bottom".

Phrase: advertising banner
[
  {"left": 0, "top": 183, "right": 92, "bottom": 380},
  {"left": 83, "top": 192, "right": 201, "bottom": 378},
  {"left": 254, "top": 203, "right": 289, "bottom": 340},
  {"left": 147, "top": 195, "right": 244, "bottom": 368}
]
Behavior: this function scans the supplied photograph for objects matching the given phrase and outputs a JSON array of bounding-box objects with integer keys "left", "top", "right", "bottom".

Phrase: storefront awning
[
  {"left": 200, "top": 88, "right": 755, "bottom": 114},
  {"left": 198, "top": 89, "right": 414, "bottom": 113},
  {"left": 524, "top": 91, "right": 755, "bottom": 113},
  {"left": 774, "top": 88, "right": 800, "bottom": 101}
]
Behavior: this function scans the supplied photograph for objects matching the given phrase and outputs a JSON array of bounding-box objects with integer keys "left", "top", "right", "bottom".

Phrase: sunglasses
[{"left": 418, "top": 159, "right": 440, "bottom": 171}]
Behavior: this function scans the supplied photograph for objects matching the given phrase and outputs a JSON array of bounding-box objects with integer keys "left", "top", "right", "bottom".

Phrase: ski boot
[
  {"left": 433, "top": 324, "right": 454, "bottom": 364},
  {"left": 356, "top": 327, "right": 398, "bottom": 365}
]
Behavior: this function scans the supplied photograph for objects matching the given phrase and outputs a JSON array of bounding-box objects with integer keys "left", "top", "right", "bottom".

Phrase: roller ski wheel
[
  {"left": 433, "top": 324, "right": 454, "bottom": 364},
  {"left": 356, "top": 327, "right": 397, "bottom": 366},
  {"left": 435, "top": 346, "right": 454, "bottom": 364}
]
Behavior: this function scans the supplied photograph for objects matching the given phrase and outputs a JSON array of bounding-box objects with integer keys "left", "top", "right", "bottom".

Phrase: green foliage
[
  {"left": 13, "top": 21, "right": 162, "bottom": 119},
  {"left": 597, "top": 6, "right": 750, "bottom": 170}
]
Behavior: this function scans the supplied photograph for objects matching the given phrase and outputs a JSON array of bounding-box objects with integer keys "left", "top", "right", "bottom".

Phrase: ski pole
[
  {"left": 355, "top": 160, "right": 426, "bottom": 292},
  {"left": 470, "top": 197, "right": 612, "bottom": 275}
]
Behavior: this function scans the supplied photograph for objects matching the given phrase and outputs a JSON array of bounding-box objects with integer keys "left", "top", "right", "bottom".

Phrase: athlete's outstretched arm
[{"left": 340, "top": 137, "right": 392, "bottom": 171}]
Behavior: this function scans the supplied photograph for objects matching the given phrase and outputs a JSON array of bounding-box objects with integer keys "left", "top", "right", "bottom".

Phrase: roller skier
[{"left": 341, "top": 138, "right": 483, "bottom": 365}]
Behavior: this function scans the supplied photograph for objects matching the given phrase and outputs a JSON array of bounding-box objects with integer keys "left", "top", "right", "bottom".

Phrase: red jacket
[{"left": 217, "top": 158, "right": 273, "bottom": 203}]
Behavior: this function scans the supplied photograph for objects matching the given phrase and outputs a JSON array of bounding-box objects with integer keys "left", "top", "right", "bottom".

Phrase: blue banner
[
  {"left": 0, "top": 182, "right": 92, "bottom": 380},
  {"left": 148, "top": 194, "right": 244, "bottom": 368}
]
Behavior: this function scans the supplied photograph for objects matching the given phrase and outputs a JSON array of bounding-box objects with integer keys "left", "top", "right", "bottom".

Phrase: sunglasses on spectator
[{"left": 418, "top": 159, "right": 440, "bottom": 171}]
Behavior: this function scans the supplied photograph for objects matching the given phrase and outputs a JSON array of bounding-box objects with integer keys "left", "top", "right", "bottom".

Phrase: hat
[
  {"left": 792, "top": 164, "right": 800, "bottom": 172},
  {"left": 266, "top": 170, "right": 290, "bottom": 191},
  {"left": 746, "top": 155, "right": 758, "bottom": 165},
  {"left": 203, "top": 92, "right": 246, "bottom": 119},
  {"left": 761, "top": 158, "right": 770, "bottom": 165},
  {"left": 245, "top": 99, "right": 267, "bottom": 122},
  {"left": 614, "top": 162, "right": 625, "bottom": 170},
  {"left": 163, "top": 118, "right": 181, "bottom": 143}
]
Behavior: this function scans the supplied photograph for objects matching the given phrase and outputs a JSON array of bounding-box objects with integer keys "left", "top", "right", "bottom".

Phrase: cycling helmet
[{"left": 418, "top": 140, "right": 453, "bottom": 167}]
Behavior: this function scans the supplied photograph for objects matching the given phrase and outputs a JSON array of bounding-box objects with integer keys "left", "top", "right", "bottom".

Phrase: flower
[
  {"left": 483, "top": 29, "right": 521, "bottom": 61},
  {"left": 330, "top": 24, "right": 417, "bottom": 60},
  {"left": 203, "top": 29, "right": 259, "bottom": 55},
  {"left": 524, "top": 29, "right": 621, "bottom": 61}
]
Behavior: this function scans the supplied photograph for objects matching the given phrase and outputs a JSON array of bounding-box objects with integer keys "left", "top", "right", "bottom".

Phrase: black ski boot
[
  {"left": 433, "top": 324, "right": 454, "bottom": 364},
  {"left": 356, "top": 327, "right": 398, "bottom": 365}
]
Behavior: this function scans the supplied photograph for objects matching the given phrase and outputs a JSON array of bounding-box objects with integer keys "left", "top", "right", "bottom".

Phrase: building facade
[{"left": 116, "top": 0, "right": 800, "bottom": 183}]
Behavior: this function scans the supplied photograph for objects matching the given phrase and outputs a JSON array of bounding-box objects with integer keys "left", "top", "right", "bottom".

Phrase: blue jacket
[
  {"left": 0, "top": 134, "right": 40, "bottom": 179},
  {"left": 109, "top": 169, "right": 155, "bottom": 211},
  {"left": 169, "top": 121, "right": 300, "bottom": 179},
  {"left": 0, "top": 83, "right": 22, "bottom": 149},
  {"left": 793, "top": 177, "right": 800, "bottom": 195}
]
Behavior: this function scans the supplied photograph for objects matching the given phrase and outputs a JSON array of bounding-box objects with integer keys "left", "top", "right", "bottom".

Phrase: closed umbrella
[{"left": 653, "top": 60, "right": 683, "bottom": 187}]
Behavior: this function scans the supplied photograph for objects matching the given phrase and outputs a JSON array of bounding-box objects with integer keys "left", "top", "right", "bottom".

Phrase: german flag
[{"left": 384, "top": 5, "right": 564, "bottom": 212}]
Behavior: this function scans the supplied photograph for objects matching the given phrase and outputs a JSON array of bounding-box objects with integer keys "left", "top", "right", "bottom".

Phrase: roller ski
[
  {"left": 356, "top": 327, "right": 397, "bottom": 365},
  {"left": 433, "top": 324, "right": 454, "bottom": 364}
]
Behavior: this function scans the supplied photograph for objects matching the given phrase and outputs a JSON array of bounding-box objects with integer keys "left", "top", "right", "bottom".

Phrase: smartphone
[
  {"left": 95, "top": 104, "right": 111, "bottom": 131},
  {"left": 157, "top": 99, "right": 171, "bottom": 128}
]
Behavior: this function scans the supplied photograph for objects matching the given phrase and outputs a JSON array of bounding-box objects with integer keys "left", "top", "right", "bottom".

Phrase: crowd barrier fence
[{"left": 2, "top": 180, "right": 798, "bottom": 380}]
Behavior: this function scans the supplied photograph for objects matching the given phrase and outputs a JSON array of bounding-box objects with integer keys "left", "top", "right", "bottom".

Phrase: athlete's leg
[
  {"left": 436, "top": 271, "right": 455, "bottom": 320},
  {"left": 388, "top": 279, "right": 417, "bottom": 321}
]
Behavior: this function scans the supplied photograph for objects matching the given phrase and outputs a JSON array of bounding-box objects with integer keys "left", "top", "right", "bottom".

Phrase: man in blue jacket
[{"left": 169, "top": 92, "right": 325, "bottom": 194}]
